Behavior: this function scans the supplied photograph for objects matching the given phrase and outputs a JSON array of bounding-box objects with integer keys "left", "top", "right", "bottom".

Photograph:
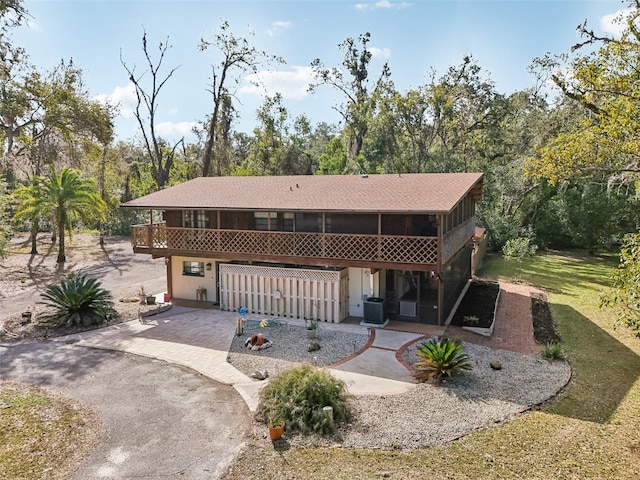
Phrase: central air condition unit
[{"left": 363, "top": 297, "right": 385, "bottom": 324}]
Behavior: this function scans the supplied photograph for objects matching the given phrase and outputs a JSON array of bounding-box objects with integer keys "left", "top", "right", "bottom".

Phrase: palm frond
[{"left": 414, "top": 337, "right": 472, "bottom": 385}]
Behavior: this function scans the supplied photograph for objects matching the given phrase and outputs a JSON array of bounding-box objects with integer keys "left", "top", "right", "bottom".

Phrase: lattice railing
[
  {"left": 132, "top": 225, "right": 440, "bottom": 265},
  {"left": 220, "top": 263, "right": 341, "bottom": 282}
]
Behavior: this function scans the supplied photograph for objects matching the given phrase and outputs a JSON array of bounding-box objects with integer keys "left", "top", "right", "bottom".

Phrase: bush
[
  {"left": 257, "top": 364, "right": 353, "bottom": 435},
  {"left": 600, "top": 233, "right": 640, "bottom": 337},
  {"left": 542, "top": 341, "right": 565, "bottom": 361},
  {"left": 38, "top": 273, "right": 117, "bottom": 329},
  {"left": 414, "top": 337, "right": 472, "bottom": 385}
]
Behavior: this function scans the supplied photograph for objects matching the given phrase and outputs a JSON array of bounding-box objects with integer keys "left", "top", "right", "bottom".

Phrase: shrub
[
  {"left": 463, "top": 315, "right": 480, "bottom": 326},
  {"left": 600, "top": 233, "right": 640, "bottom": 337},
  {"left": 257, "top": 363, "right": 353, "bottom": 435},
  {"left": 502, "top": 236, "right": 538, "bottom": 283},
  {"left": 414, "top": 337, "right": 472, "bottom": 385},
  {"left": 38, "top": 273, "right": 117, "bottom": 329},
  {"left": 542, "top": 341, "right": 565, "bottom": 361}
]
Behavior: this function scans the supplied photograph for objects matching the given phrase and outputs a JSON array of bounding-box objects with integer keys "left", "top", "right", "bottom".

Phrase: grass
[
  {"left": 0, "top": 381, "right": 101, "bottom": 480},
  {"left": 222, "top": 250, "right": 640, "bottom": 480}
]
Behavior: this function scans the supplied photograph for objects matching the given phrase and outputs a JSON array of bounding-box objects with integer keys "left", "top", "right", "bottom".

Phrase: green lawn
[{"left": 223, "top": 250, "right": 640, "bottom": 480}]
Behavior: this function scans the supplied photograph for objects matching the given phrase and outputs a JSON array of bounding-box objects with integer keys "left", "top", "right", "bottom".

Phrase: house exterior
[{"left": 122, "top": 172, "right": 483, "bottom": 326}]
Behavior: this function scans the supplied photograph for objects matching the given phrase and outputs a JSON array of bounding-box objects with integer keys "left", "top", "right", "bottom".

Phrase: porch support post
[
  {"left": 377, "top": 214, "right": 382, "bottom": 261},
  {"left": 321, "top": 213, "right": 326, "bottom": 257},
  {"left": 437, "top": 214, "right": 444, "bottom": 325},
  {"left": 166, "top": 256, "right": 173, "bottom": 300},
  {"left": 146, "top": 209, "right": 153, "bottom": 247},
  {"left": 216, "top": 210, "right": 221, "bottom": 251}
]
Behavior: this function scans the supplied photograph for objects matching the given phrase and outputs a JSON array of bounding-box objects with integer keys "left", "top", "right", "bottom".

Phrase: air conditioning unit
[
  {"left": 399, "top": 301, "right": 417, "bottom": 317},
  {"left": 363, "top": 297, "right": 385, "bottom": 324}
]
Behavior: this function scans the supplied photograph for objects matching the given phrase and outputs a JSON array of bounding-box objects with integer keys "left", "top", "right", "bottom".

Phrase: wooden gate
[{"left": 219, "top": 264, "right": 348, "bottom": 323}]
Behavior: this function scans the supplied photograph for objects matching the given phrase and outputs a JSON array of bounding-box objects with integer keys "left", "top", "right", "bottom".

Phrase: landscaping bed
[{"left": 450, "top": 280, "right": 500, "bottom": 329}]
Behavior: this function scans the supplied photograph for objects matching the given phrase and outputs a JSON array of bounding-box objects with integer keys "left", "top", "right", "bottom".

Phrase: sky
[{"left": 11, "top": 0, "right": 627, "bottom": 143}]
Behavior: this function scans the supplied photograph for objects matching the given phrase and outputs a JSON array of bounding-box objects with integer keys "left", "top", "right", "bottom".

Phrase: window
[
  {"left": 282, "top": 212, "right": 294, "bottom": 232},
  {"left": 325, "top": 214, "right": 377, "bottom": 234},
  {"left": 183, "top": 261, "right": 205, "bottom": 277},
  {"left": 295, "top": 212, "right": 322, "bottom": 232},
  {"left": 184, "top": 210, "right": 208, "bottom": 229},
  {"left": 254, "top": 212, "right": 275, "bottom": 231},
  {"left": 253, "top": 212, "right": 295, "bottom": 231}
]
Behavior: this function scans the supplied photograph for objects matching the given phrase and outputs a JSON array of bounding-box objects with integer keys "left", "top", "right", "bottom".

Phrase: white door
[{"left": 348, "top": 267, "right": 371, "bottom": 317}]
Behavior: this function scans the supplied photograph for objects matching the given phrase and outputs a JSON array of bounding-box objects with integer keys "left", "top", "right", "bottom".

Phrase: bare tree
[
  {"left": 198, "top": 20, "right": 283, "bottom": 177},
  {"left": 121, "top": 31, "right": 184, "bottom": 189}
]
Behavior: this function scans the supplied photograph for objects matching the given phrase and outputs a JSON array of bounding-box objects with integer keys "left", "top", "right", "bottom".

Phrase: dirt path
[{"left": 0, "top": 233, "right": 166, "bottom": 322}]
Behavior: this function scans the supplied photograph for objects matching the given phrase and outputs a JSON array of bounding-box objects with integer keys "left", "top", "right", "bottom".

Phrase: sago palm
[
  {"left": 414, "top": 337, "right": 472, "bottom": 385},
  {"left": 38, "top": 273, "right": 117, "bottom": 328}
]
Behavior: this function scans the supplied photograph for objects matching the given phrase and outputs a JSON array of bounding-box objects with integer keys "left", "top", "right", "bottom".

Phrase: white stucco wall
[{"left": 171, "top": 256, "right": 218, "bottom": 302}]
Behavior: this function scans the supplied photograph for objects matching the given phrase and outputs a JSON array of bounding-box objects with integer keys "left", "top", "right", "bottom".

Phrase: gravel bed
[
  {"left": 337, "top": 341, "right": 570, "bottom": 449},
  {"left": 233, "top": 327, "right": 571, "bottom": 450},
  {"left": 228, "top": 322, "right": 369, "bottom": 377}
]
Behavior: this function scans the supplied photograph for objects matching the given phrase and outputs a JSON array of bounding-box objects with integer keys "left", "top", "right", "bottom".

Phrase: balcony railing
[{"left": 131, "top": 224, "right": 443, "bottom": 266}]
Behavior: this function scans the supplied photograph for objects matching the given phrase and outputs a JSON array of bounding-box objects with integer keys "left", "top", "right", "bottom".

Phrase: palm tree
[{"left": 14, "top": 167, "right": 106, "bottom": 263}]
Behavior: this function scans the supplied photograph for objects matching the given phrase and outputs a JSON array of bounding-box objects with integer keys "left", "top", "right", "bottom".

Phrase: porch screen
[{"left": 441, "top": 248, "right": 472, "bottom": 320}]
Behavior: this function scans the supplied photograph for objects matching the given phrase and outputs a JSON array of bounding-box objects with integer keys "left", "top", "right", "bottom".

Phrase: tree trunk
[
  {"left": 201, "top": 119, "right": 216, "bottom": 177},
  {"left": 56, "top": 224, "right": 65, "bottom": 263},
  {"left": 29, "top": 223, "right": 39, "bottom": 255}
]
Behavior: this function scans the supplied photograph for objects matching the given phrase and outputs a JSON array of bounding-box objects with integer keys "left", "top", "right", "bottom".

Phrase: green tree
[
  {"left": 0, "top": 175, "right": 11, "bottom": 256},
  {"left": 240, "top": 95, "right": 320, "bottom": 176},
  {"left": 310, "top": 32, "right": 393, "bottom": 173},
  {"left": 527, "top": 1, "right": 640, "bottom": 335},
  {"left": 317, "top": 136, "right": 346, "bottom": 175},
  {"left": 528, "top": 3, "right": 640, "bottom": 187},
  {"left": 14, "top": 167, "right": 106, "bottom": 263},
  {"left": 0, "top": 0, "right": 27, "bottom": 86},
  {"left": 600, "top": 233, "right": 640, "bottom": 336}
]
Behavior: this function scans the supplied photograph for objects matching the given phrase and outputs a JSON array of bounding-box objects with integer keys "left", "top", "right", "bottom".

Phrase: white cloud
[
  {"left": 94, "top": 83, "right": 137, "bottom": 118},
  {"left": 267, "top": 20, "right": 292, "bottom": 37},
  {"left": 600, "top": 8, "right": 639, "bottom": 37},
  {"left": 240, "top": 66, "right": 315, "bottom": 99},
  {"left": 354, "top": 0, "right": 411, "bottom": 12},
  {"left": 369, "top": 47, "right": 391, "bottom": 59},
  {"left": 156, "top": 121, "right": 198, "bottom": 137}
]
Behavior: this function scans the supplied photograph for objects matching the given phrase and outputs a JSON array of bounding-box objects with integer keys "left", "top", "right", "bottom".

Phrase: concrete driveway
[{"left": 0, "top": 341, "right": 252, "bottom": 479}]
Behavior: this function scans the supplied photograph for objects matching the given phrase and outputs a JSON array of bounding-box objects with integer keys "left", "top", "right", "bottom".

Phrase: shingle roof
[{"left": 121, "top": 173, "right": 483, "bottom": 214}]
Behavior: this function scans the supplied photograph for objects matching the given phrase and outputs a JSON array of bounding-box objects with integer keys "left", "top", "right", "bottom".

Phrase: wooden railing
[{"left": 131, "top": 224, "right": 442, "bottom": 265}]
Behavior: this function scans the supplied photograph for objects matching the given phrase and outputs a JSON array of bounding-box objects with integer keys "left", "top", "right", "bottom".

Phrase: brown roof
[{"left": 121, "top": 173, "right": 483, "bottom": 214}]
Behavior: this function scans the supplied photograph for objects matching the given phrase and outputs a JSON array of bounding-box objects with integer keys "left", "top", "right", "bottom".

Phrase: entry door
[{"left": 348, "top": 267, "right": 371, "bottom": 317}]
